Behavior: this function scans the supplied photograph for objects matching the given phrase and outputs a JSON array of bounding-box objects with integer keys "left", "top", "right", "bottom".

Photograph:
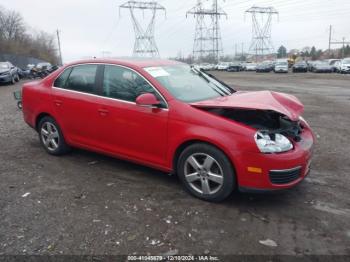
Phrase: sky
[{"left": 2, "top": 0, "right": 350, "bottom": 62}]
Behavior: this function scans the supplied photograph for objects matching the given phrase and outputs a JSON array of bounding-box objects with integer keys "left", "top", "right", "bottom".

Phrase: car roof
[{"left": 65, "top": 58, "right": 183, "bottom": 69}]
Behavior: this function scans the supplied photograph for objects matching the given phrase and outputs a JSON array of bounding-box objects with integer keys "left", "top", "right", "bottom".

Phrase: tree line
[
  {"left": 0, "top": 6, "right": 59, "bottom": 65},
  {"left": 277, "top": 45, "right": 350, "bottom": 60}
]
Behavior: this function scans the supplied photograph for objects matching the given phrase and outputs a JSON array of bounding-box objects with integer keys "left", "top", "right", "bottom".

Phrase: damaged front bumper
[{"left": 231, "top": 127, "right": 314, "bottom": 192}]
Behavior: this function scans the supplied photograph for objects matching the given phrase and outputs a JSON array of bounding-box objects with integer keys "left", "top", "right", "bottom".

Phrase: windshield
[
  {"left": 0, "top": 63, "right": 9, "bottom": 69},
  {"left": 144, "top": 65, "right": 235, "bottom": 103},
  {"left": 343, "top": 59, "right": 350, "bottom": 64},
  {"left": 276, "top": 62, "right": 287, "bottom": 66}
]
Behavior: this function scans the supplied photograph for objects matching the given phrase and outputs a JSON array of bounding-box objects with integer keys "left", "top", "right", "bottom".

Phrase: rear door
[{"left": 52, "top": 64, "right": 103, "bottom": 147}]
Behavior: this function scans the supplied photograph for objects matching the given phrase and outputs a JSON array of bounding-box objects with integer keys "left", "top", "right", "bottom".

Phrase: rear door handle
[
  {"left": 54, "top": 99, "right": 63, "bottom": 107},
  {"left": 98, "top": 108, "right": 109, "bottom": 116}
]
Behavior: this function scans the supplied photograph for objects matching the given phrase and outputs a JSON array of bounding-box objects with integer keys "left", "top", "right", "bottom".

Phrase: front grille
[{"left": 269, "top": 167, "right": 302, "bottom": 185}]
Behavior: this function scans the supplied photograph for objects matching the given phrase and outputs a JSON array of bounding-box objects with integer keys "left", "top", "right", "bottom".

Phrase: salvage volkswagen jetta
[{"left": 22, "top": 59, "right": 314, "bottom": 202}]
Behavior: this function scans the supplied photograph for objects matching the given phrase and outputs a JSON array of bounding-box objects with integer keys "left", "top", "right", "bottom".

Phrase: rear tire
[
  {"left": 177, "top": 143, "right": 235, "bottom": 202},
  {"left": 38, "top": 116, "right": 71, "bottom": 156}
]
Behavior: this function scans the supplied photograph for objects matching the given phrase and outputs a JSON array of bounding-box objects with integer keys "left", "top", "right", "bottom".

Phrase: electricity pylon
[
  {"left": 245, "top": 6, "right": 278, "bottom": 59},
  {"left": 120, "top": 1, "right": 166, "bottom": 57},
  {"left": 187, "top": 0, "right": 227, "bottom": 63}
]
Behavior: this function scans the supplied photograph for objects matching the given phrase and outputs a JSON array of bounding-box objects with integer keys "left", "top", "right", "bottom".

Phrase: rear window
[
  {"left": 65, "top": 65, "right": 98, "bottom": 94},
  {"left": 54, "top": 68, "right": 72, "bottom": 88}
]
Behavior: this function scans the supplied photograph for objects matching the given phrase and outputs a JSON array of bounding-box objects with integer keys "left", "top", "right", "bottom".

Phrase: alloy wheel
[
  {"left": 41, "top": 122, "right": 60, "bottom": 151},
  {"left": 184, "top": 153, "right": 224, "bottom": 195}
]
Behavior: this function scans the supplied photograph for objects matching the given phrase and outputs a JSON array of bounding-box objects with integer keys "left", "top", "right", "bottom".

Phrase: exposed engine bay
[{"left": 203, "top": 108, "right": 304, "bottom": 142}]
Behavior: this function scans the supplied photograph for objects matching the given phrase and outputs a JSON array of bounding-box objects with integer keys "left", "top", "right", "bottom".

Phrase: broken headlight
[{"left": 254, "top": 131, "right": 293, "bottom": 153}]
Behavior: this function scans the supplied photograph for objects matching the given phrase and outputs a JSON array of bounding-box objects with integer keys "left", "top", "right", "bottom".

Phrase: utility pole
[
  {"left": 328, "top": 26, "right": 350, "bottom": 58},
  {"left": 328, "top": 25, "right": 332, "bottom": 54},
  {"left": 119, "top": 1, "right": 166, "bottom": 57},
  {"left": 187, "top": 0, "right": 226, "bottom": 63},
  {"left": 245, "top": 6, "right": 278, "bottom": 61},
  {"left": 56, "top": 29, "right": 63, "bottom": 66}
]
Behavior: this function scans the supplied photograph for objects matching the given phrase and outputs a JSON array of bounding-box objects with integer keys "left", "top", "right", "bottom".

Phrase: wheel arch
[
  {"left": 172, "top": 139, "right": 237, "bottom": 175},
  {"left": 35, "top": 112, "right": 54, "bottom": 131}
]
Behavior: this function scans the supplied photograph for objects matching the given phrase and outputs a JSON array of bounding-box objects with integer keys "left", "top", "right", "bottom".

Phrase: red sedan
[{"left": 22, "top": 59, "right": 314, "bottom": 202}]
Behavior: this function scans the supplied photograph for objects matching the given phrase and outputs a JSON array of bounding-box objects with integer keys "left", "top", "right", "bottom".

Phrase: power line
[
  {"left": 187, "top": 0, "right": 227, "bottom": 63},
  {"left": 245, "top": 6, "right": 278, "bottom": 61},
  {"left": 119, "top": 1, "right": 166, "bottom": 57}
]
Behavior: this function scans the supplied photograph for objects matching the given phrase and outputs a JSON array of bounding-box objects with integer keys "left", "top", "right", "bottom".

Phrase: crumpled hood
[{"left": 190, "top": 91, "right": 304, "bottom": 121}]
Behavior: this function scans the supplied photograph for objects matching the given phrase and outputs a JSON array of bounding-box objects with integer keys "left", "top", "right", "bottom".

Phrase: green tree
[
  {"left": 277, "top": 45, "right": 287, "bottom": 58},
  {"left": 310, "top": 46, "right": 317, "bottom": 60}
]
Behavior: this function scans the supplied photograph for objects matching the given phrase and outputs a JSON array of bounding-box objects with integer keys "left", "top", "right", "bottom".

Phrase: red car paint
[
  {"left": 22, "top": 58, "right": 314, "bottom": 191},
  {"left": 191, "top": 90, "right": 304, "bottom": 121}
]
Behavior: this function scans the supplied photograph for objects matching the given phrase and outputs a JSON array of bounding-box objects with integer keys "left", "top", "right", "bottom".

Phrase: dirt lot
[{"left": 0, "top": 72, "right": 350, "bottom": 256}]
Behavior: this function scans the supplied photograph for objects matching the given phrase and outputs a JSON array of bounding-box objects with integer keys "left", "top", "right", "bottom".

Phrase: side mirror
[{"left": 136, "top": 93, "right": 161, "bottom": 108}]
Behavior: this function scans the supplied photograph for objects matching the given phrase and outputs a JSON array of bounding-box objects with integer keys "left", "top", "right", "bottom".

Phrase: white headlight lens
[{"left": 254, "top": 132, "right": 293, "bottom": 153}]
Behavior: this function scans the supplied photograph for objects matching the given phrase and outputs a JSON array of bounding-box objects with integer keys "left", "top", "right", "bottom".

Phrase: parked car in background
[
  {"left": 274, "top": 60, "right": 289, "bottom": 73},
  {"left": 226, "top": 62, "right": 242, "bottom": 72},
  {"left": 34, "top": 62, "right": 54, "bottom": 78},
  {"left": 22, "top": 58, "right": 314, "bottom": 202},
  {"left": 328, "top": 59, "right": 341, "bottom": 72},
  {"left": 217, "top": 62, "right": 230, "bottom": 71},
  {"left": 0, "top": 61, "right": 20, "bottom": 84},
  {"left": 245, "top": 63, "right": 257, "bottom": 71},
  {"left": 339, "top": 58, "right": 350, "bottom": 74},
  {"left": 197, "top": 63, "right": 212, "bottom": 71},
  {"left": 36, "top": 62, "right": 52, "bottom": 71},
  {"left": 333, "top": 61, "right": 341, "bottom": 73},
  {"left": 307, "top": 61, "right": 320, "bottom": 72},
  {"left": 312, "top": 61, "right": 333, "bottom": 73},
  {"left": 256, "top": 62, "right": 273, "bottom": 73},
  {"left": 17, "top": 67, "right": 30, "bottom": 79},
  {"left": 292, "top": 61, "right": 308, "bottom": 73}
]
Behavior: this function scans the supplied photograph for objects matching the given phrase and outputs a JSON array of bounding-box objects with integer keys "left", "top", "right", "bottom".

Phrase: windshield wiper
[
  {"left": 205, "top": 72, "right": 236, "bottom": 94},
  {"left": 192, "top": 67, "right": 233, "bottom": 96},
  {"left": 191, "top": 67, "right": 226, "bottom": 96}
]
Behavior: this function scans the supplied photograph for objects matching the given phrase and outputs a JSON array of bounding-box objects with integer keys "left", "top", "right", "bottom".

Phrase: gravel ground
[{"left": 0, "top": 72, "right": 350, "bottom": 256}]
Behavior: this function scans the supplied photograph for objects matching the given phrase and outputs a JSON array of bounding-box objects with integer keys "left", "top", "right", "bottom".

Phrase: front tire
[
  {"left": 38, "top": 116, "right": 70, "bottom": 155},
  {"left": 177, "top": 143, "right": 235, "bottom": 202},
  {"left": 11, "top": 75, "right": 16, "bottom": 85}
]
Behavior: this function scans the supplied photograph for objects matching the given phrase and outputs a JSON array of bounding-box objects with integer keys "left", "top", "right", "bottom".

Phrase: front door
[{"left": 95, "top": 65, "right": 169, "bottom": 166}]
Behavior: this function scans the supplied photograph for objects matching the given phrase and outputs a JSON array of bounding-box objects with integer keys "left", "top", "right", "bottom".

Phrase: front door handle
[
  {"left": 54, "top": 99, "right": 63, "bottom": 107},
  {"left": 98, "top": 109, "right": 109, "bottom": 116}
]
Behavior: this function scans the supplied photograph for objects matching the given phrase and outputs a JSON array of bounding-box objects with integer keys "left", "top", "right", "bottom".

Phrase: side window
[
  {"left": 54, "top": 68, "right": 72, "bottom": 88},
  {"left": 103, "top": 65, "right": 158, "bottom": 102},
  {"left": 65, "top": 65, "right": 98, "bottom": 94}
]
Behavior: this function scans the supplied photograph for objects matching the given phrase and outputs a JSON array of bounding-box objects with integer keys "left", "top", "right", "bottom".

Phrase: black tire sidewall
[
  {"left": 177, "top": 143, "right": 235, "bottom": 202},
  {"left": 38, "top": 116, "right": 70, "bottom": 155}
]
